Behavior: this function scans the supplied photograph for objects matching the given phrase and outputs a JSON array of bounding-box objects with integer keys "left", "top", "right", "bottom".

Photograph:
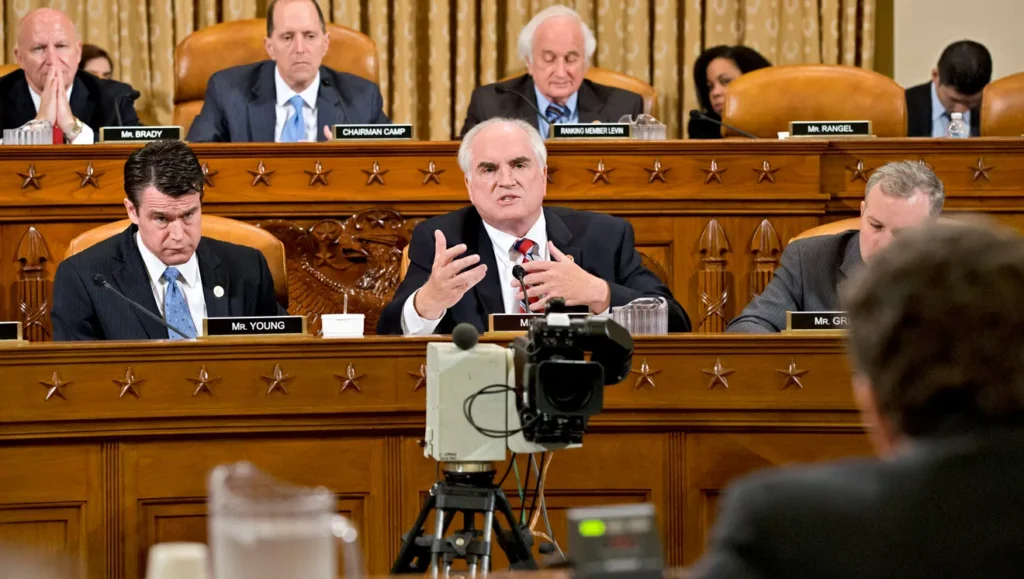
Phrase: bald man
[{"left": 0, "top": 7, "right": 140, "bottom": 144}]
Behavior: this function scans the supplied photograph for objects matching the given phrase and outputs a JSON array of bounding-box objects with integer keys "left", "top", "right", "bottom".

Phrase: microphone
[
  {"left": 495, "top": 86, "right": 565, "bottom": 124},
  {"left": 114, "top": 90, "right": 141, "bottom": 127},
  {"left": 321, "top": 77, "right": 349, "bottom": 126},
  {"left": 93, "top": 274, "right": 191, "bottom": 340},
  {"left": 511, "top": 264, "right": 531, "bottom": 313},
  {"left": 452, "top": 323, "right": 479, "bottom": 351},
  {"left": 689, "top": 109, "right": 758, "bottom": 139}
]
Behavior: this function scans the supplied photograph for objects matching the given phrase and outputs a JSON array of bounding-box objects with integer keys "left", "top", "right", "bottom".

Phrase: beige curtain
[{"left": 2, "top": 0, "right": 874, "bottom": 138}]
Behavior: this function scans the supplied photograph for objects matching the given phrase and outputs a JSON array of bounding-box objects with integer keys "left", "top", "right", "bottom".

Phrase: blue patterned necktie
[
  {"left": 280, "top": 94, "right": 305, "bottom": 142},
  {"left": 545, "top": 103, "right": 569, "bottom": 124},
  {"left": 163, "top": 267, "right": 197, "bottom": 340}
]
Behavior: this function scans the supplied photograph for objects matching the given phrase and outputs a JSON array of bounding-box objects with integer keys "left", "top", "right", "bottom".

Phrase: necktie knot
[
  {"left": 545, "top": 103, "right": 568, "bottom": 123},
  {"left": 163, "top": 266, "right": 181, "bottom": 284},
  {"left": 513, "top": 238, "right": 536, "bottom": 259},
  {"left": 287, "top": 94, "right": 304, "bottom": 114}
]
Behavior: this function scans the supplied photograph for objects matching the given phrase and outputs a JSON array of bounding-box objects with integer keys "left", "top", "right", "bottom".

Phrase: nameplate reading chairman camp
[
  {"left": 333, "top": 124, "right": 413, "bottom": 140},
  {"left": 100, "top": 126, "right": 183, "bottom": 143},
  {"left": 203, "top": 316, "right": 307, "bottom": 338},
  {"left": 550, "top": 123, "right": 631, "bottom": 139},
  {"left": 789, "top": 121, "right": 871, "bottom": 138},
  {"left": 786, "top": 311, "right": 850, "bottom": 332}
]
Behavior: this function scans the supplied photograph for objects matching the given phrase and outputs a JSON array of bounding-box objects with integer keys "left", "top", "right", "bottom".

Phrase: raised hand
[
  {"left": 511, "top": 241, "right": 610, "bottom": 313},
  {"left": 413, "top": 230, "right": 488, "bottom": 320}
]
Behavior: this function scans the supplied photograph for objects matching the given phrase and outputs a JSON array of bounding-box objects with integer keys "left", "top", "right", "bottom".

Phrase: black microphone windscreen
[
  {"left": 127, "top": 90, "right": 141, "bottom": 101},
  {"left": 512, "top": 264, "right": 526, "bottom": 280},
  {"left": 452, "top": 323, "right": 480, "bottom": 351},
  {"left": 689, "top": 109, "right": 703, "bottom": 120},
  {"left": 93, "top": 274, "right": 107, "bottom": 286}
]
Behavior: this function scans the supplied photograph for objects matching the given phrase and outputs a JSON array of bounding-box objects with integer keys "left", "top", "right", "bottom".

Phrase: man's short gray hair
[
  {"left": 516, "top": 5, "right": 597, "bottom": 65},
  {"left": 458, "top": 118, "right": 548, "bottom": 179},
  {"left": 865, "top": 160, "right": 945, "bottom": 215}
]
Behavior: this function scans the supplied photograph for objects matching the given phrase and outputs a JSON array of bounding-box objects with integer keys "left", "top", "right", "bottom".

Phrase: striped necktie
[
  {"left": 512, "top": 238, "right": 540, "bottom": 313},
  {"left": 545, "top": 103, "right": 569, "bottom": 124}
]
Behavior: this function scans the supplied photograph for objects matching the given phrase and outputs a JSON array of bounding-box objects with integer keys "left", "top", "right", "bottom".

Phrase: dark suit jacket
[
  {"left": 0, "top": 69, "right": 140, "bottom": 133},
  {"left": 691, "top": 428, "right": 1024, "bottom": 579},
  {"left": 906, "top": 81, "right": 981, "bottom": 137},
  {"left": 459, "top": 74, "right": 643, "bottom": 137},
  {"left": 52, "top": 225, "right": 281, "bottom": 341},
  {"left": 377, "top": 206, "right": 690, "bottom": 335},
  {"left": 688, "top": 112, "right": 723, "bottom": 139},
  {"left": 727, "top": 230, "right": 861, "bottom": 333},
  {"left": 186, "top": 61, "right": 389, "bottom": 143}
]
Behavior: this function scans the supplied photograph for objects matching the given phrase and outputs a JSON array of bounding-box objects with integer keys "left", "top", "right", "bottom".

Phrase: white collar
[
  {"left": 274, "top": 66, "right": 320, "bottom": 108},
  {"left": 481, "top": 212, "right": 547, "bottom": 264},
  {"left": 135, "top": 231, "right": 200, "bottom": 288}
]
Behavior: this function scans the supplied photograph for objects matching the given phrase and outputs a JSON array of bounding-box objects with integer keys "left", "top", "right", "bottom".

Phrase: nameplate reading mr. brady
[
  {"left": 204, "top": 316, "right": 306, "bottom": 337},
  {"left": 100, "top": 126, "right": 182, "bottom": 143},
  {"left": 333, "top": 124, "right": 413, "bottom": 140}
]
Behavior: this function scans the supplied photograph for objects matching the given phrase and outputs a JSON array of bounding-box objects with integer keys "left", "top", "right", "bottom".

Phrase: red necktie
[
  {"left": 52, "top": 125, "right": 64, "bottom": 145},
  {"left": 513, "top": 238, "right": 540, "bottom": 313}
]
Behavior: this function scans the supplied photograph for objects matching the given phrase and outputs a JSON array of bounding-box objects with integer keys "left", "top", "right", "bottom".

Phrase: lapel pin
[{"left": 213, "top": 285, "right": 225, "bottom": 298}]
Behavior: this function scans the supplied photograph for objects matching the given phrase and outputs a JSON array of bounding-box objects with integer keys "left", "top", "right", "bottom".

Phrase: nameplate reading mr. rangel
[
  {"left": 550, "top": 123, "right": 631, "bottom": 139},
  {"left": 333, "top": 124, "right": 413, "bottom": 140},
  {"left": 789, "top": 121, "right": 871, "bottom": 138},
  {"left": 787, "top": 311, "right": 850, "bottom": 331},
  {"left": 99, "top": 126, "right": 182, "bottom": 143},
  {"left": 203, "top": 316, "right": 306, "bottom": 337}
]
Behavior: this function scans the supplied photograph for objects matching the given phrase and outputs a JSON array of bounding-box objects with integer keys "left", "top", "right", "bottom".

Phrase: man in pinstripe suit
[{"left": 727, "top": 161, "right": 945, "bottom": 333}]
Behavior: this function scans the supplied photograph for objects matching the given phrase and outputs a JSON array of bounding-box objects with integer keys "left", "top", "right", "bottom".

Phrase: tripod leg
[
  {"left": 431, "top": 504, "right": 446, "bottom": 579},
  {"left": 493, "top": 489, "right": 537, "bottom": 570},
  {"left": 479, "top": 507, "right": 495, "bottom": 576},
  {"left": 391, "top": 490, "right": 438, "bottom": 575}
]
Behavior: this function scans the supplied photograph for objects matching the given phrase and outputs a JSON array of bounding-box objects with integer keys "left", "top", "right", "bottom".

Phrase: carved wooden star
[
  {"left": 643, "top": 158, "right": 671, "bottom": 183},
  {"left": 75, "top": 162, "right": 104, "bottom": 188},
  {"left": 630, "top": 358, "right": 661, "bottom": 390},
  {"left": 247, "top": 161, "right": 275, "bottom": 186},
  {"left": 114, "top": 366, "right": 144, "bottom": 399},
  {"left": 335, "top": 363, "right": 365, "bottom": 393},
  {"left": 700, "top": 159, "right": 726, "bottom": 184},
  {"left": 40, "top": 371, "right": 70, "bottom": 401},
  {"left": 753, "top": 159, "right": 780, "bottom": 184},
  {"left": 969, "top": 157, "right": 995, "bottom": 182},
  {"left": 201, "top": 162, "right": 218, "bottom": 187},
  {"left": 546, "top": 166, "right": 558, "bottom": 184},
  {"left": 305, "top": 160, "right": 332, "bottom": 186},
  {"left": 261, "top": 364, "right": 293, "bottom": 395},
  {"left": 409, "top": 362, "right": 427, "bottom": 391},
  {"left": 362, "top": 160, "right": 389, "bottom": 185},
  {"left": 187, "top": 365, "right": 221, "bottom": 397},
  {"left": 847, "top": 159, "right": 873, "bottom": 182},
  {"left": 419, "top": 160, "right": 445, "bottom": 185},
  {"left": 776, "top": 359, "right": 808, "bottom": 390},
  {"left": 18, "top": 164, "right": 46, "bottom": 189},
  {"left": 587, "top": 159, "right": 615, "bottom": 184},
  {"left": 701, "top": 359, "right": 735, "bottom": 390}
]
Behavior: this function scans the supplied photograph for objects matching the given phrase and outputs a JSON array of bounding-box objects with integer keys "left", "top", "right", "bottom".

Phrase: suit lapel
[
  {"left": 316, "top": 69, "right": 347, "bottom": 141},
  {"left": 577, "top": 80, "right": 604, "bottom": 124},
  {"left": 197, "top": 240, "right": 229, "bottom": 318},
  {"left": 466, "top": 211, "right": 504, "bottom": 316},
  {"left": 248, "top": 64, "right": 277, "bottom": 142},
  {"left": 545, "top": 208, "right": 582, "bottom": 266},
  {"left": 7, "top": 73, "right": 39, "bottom": 128},
  {"left": 112, "top": 228, "right": 169, "bottom": 339},
  {"left": 839, "top": 231, "right": 863, "bottom": 280},
  {"left": 69, "top": 75, "right": 95, "bottom": 127}
]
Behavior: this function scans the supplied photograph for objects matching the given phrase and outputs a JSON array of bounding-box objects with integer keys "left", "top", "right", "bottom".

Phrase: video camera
[{"left": 422, "top": 299, "right": 633, "bottom": 462}]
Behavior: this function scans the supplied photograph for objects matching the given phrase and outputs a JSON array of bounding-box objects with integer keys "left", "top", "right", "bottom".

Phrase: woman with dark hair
[
  {"left": 688, "top": 45, "right": 771, "bottom": 139},
  {"left": 79, "top": 44, "right": 113, "bottom": 80}
]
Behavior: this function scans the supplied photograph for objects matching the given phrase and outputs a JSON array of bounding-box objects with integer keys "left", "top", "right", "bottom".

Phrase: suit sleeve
[
  {"left": 252, "top": 250, "right": 284, "bottom": 316},
  {"left": 608, "top": 220, "right": 691, "bottom": 332},
  {"left": 727, "top": 242, "right": 804, "bottom": 333},
  {"left": 186, "top": 75, "right": 228, "bottom": 142},
  {"left": 629, "top": 91, "right": 644, "bottom": 118},
  {"left": 51, "top": 260, "right": 103, "bottom": 341},
  {"left": 688, "top": 479, "right": 774, "bottom": 579},
  {"left": 118, "top": 90, "right": 142, "bottom": 127},
  {"left": 459, "top": 89, "right": 485, "bottom": 138},
  {"left": 377, "top": 223, "right": 439, "bottom": 335},
  {"left": 368, "top": 83, "right": 391, "bottom": 124}
]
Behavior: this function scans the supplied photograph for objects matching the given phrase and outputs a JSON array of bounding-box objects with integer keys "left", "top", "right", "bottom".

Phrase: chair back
[
  {"left": 65, "top": 215, "right": 289, "bottom": 304},
  {"left": 790, "top": 218, "right": 860, "bottom": 242},
  {"left": 173, "top": 19, "right": 379, "bottom": 135},
  {"left": 499, "top": 67, "right": 657, "bottom": 117},
  {"left": 723, "top": 65, "right": 907, "bottom": 138},
  {"left": 0, "top": 63, "right": 19, "bottom": 78},
  {"left": 981, "top": 71, "right": 1024, "bottom": 136}
]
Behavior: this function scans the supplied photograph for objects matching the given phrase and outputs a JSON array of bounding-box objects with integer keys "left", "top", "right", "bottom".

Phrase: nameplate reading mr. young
[
  {"left": 203, "top": 316, "right": 307, "bottom": 337},
  {"left": 550, "top": 123, "right": 631, "bottom": 139},
  {"left": 788, "top": 121, "right": 871, "bottom": 138},
  {"left": 100, "top": 126, "right": 183, "bottom": 143},
  {"left": 786, "top": 311, "right": 850, "bottom": 331},
  {"left": 333, "top": 124, "right": 413, "bottom": 140}
]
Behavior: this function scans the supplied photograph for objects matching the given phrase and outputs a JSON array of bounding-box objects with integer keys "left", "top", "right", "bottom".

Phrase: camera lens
[{"left": 545, "top": 382, "right": 592, "bottom": 412}]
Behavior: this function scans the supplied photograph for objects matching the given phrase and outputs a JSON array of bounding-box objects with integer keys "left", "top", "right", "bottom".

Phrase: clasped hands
[
  {"left": 34, "top": 67, "right": 81, "bottom": 139},
  {"left": 413, "top": 230, "right": 611, "bottom": 320}
]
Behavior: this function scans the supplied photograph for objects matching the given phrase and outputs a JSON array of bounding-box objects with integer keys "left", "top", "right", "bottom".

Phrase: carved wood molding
[
  {"left": 697, "top": 220, "right": 731, "bottom": 333},
  {"left": 749, "top": 219, "right": 782, "bottom": 299}
]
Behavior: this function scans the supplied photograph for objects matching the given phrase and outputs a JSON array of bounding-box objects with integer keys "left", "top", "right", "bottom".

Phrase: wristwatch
[{"left": 66, "top": 117, "right": 84, "bottom": 142}]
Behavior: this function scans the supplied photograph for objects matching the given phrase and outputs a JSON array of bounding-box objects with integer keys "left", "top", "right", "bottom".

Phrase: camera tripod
[{"left": 391, "top": 462, "right": 538, "bottom": 577}]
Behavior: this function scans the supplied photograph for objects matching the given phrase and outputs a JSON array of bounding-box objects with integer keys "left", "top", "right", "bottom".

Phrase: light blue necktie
[
  {"left": 280, "top": 95, "right": 306, "bottom": 143},
  {"left": 163, "top": 267, "right": 197, "bottom": 340}
]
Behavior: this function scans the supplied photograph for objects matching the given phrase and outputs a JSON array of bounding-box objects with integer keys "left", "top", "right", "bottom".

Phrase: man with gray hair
[
  {"left": 728, "top": 160, "right": 944, "bottom": 333},
  {"left": 458, "top": 4, "right": 643, "bottom": 137},
  {"left": 378, "top": 117, "right": 689, "bottom": 335}
]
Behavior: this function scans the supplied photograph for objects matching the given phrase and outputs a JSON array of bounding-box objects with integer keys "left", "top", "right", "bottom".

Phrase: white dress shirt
[
  {"left": 28, "top": 83, "right": 95, "bottom": 144},
  {"left": 274, "top": 67, "right": 320, "bottom": 142},
  {"left": 401, "top": 215, "right": 549, "bottom": 336},
  {"left": 136, "top": 232, "right": 208, "bottom": 337}
]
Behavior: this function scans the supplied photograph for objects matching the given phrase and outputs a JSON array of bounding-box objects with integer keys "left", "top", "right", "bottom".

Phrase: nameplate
[
  {"left": 202, "top": 316, "right": 307, "bottom": 338},
  {"left": 100, "top": 126, "right": 182, "bottom": 143},
  {"left": 0, "top": 322, "right": 23, "bottom": 341},
  {"left": 550, "top": 123, "right": 631, "bottom": 139},
  {"left": 488, "top": 313, "right": 590, "bottom": 332},
  {"left": 333, "top": 124, "right": 413, "bottom": 140},
  {"left": 789, "top": 121, "right": 871, "bottom": 138},
  {"left": 786, "top": 311, "right": 850, "bottom": 332}
]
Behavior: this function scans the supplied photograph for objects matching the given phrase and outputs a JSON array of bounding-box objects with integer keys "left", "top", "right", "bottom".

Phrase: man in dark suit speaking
[
  {"left": 692, "top": 220, "right": 1024, "bottom": 579},
  {"left": 459, "top": 5, "right": 643, "bottom": 138},
  {"left": 377, "top": 118, "right": 689, "bottom": 335},
  {"left": 728, "top": 161, "right": 944, "bottom": 333},
  {"left": 186, "top": 0, "right": 389, "bottom": 143},
  {"left": 0, "top": 7, "right": 140, "bottom": 144},
  {"left": 51, "top": 141, "right": 281, "bottom": 341}
]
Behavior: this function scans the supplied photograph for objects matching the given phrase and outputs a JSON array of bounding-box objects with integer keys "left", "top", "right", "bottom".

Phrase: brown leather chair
[
  {"left": 981, "top": 71, "right": 1024, "bottom": 136},
  {"left": 0, "top": 63, "right": 20, "bottom": 78},
  {"left": 173, "top": 19, "right": 380, "bottom": 135},
  {"left": 65, "top": 215, "right": 289, "bottom": 304},
  {"left": 790, "top": 218, "right": 860, "bottom": 242},
  {"left": 723, "top": 65, "right": 907, "bottom": 138},
  {"left": 500, "top": 67, "right": 657, "bottom": 117}
]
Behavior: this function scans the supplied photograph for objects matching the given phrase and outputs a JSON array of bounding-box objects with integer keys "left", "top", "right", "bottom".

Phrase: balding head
[{"left": 15, "top": 8, "right": 82, "bottom": 94}]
